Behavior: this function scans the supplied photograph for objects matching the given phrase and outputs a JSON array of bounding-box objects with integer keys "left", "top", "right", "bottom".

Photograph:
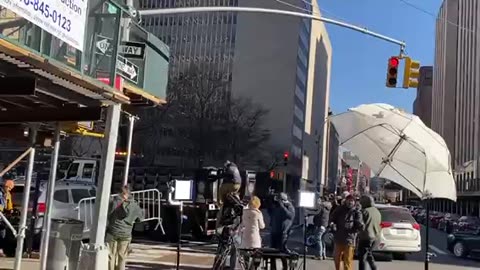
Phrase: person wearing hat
[
  {"left": 330, "top": 195, "right": 364, "bottom": 270},
  {"left": 268, "top": 192, "right": 295, "bottom": 270},
  {"left": 269, "top": 192, "right": 295, "bottom": 251},
  {"left": 218, "top": 161, "right": 242, "bottom": 206}
]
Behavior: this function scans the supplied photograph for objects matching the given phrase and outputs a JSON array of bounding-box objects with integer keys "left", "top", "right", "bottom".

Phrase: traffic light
[
  {"left": 283, "top": 151, "right": 289, "bottom": 166},
  {"left": 402, "top": 57, "right": 420, "bottom": 88},
  {"left": 386, "top": 56, "right": 399, "bottom": 88}
]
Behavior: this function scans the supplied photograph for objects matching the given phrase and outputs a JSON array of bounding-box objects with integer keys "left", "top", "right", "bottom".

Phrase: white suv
[
  {"left": 7, "top": 180, "right": 96, "bottom": 246},
  {"left": 374, "top": 204, "right": 422, "bottom": 259}
]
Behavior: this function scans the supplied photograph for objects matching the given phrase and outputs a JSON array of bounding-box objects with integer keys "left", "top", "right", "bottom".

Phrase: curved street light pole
[{"left": 139, "top": 6, "right": 406, "bottom": 53}]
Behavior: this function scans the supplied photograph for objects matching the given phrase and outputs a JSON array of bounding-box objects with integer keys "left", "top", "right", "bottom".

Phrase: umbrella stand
[{"left": 424, "top": 199, "right": 430, "bottom": 270}]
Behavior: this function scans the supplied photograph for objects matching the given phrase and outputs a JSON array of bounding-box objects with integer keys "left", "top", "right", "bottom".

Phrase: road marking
[{"left": 429, "top": 244, "right": 447, "bottom": 255}]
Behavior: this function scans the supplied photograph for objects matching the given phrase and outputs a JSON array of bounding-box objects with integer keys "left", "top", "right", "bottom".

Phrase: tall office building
[
  {"left": 413, "top": 66, "right": 433, "bottom": 127},
  {"left": 433, "top": 0, "right": 480, "bottom": 215},
  {"left": 139, "top": 0, "right": 332, "bottom": 191}
]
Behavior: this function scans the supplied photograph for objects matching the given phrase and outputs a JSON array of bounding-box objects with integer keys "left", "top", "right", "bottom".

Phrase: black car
[{"left": 447, "top": 230, "right": 480, "bottom": 258}]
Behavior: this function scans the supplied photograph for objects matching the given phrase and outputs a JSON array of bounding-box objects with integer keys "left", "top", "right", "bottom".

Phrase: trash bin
[{"left": 46, "top": 218, "right": 84, "bottom": 270}]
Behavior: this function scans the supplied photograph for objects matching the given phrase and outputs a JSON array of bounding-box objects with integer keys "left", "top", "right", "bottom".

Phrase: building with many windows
[
  {"left": 432, "top": 0, "right": 480, "bottom": 216},
  {"left": 139, "top": 0, "right": 332, "bottom": 191}
]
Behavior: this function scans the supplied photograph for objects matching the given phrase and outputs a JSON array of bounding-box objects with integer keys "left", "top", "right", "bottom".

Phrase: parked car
[
  {"left": 454, "top": 216, "right": 480, "bottom": 232},
  {"left": 415, "top": 209, "right": 427, "bottom": 224},
  {"left": 1, "top": 180, "right": 96, "bottom": 257},
  {"left": 430, "top": 212, "right": 445, "bottom": 229},
  {"left": 373, "top": 204, "right": 422, "bottom": 260},
  {"left": 438, "top": 213, "right": 460, "bottom": 233},
  {"left": 447, "top": 230, "right": 480, "bottom": 258}
]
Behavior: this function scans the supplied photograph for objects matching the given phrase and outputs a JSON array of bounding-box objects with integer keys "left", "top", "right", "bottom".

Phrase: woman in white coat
[{"left": 240, "top": 196, "right": 266, "bottom": 249}]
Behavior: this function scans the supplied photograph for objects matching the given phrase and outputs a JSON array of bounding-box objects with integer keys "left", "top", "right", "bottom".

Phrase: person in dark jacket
[
  {"left": 218, "top": 161, "right": 242, "bottom": 206},
  {"left": 269, "top": 193, "right": 295, "bottom": 250},
  {"left": 313, "top": 198, "right": 332, "bottom": 260},
  {"left": 331, "top": 195, "right": 364, "bottom": 270},
  {"left": 106, "top": 186, "right": 144, "bottom": 270},
  {"left": 358, "top": 195, "right": 381, "bottom": 270},
  {"left": 268, "top": 193, "right": 295, "bottom": 270}
]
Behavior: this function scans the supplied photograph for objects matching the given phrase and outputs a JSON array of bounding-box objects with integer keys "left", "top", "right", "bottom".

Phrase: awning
[
  {"left": 123, "top": 81, "right": 166, "bottom": 106},
  {"left": 0, "top": 38, "right": 130, "bottom": 107}
]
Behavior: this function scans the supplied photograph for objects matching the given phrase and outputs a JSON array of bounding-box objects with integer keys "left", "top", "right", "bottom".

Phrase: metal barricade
[{"left": 77, "top": 189, "right": 164, "bottom": 235}]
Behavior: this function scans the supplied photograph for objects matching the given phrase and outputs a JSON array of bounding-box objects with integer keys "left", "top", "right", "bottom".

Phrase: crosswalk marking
[{"left": 428, "top": 244, "right": 447, "bottom": 255}]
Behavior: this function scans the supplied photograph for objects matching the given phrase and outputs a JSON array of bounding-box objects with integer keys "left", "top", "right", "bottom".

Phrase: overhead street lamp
[{"left": 138, "top": 7, "right": 407, "bottom": 53}]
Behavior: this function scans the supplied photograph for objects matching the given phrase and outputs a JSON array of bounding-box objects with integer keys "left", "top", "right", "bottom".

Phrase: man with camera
[
  {"left": 269, "top": 193, "right": 295, "bottom": 251},
  {"left": 217, "top": 161, "right": 242, "bottom": 206}
]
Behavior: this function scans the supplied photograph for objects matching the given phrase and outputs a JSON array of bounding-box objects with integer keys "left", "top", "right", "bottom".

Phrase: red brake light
[
  {"left": 37, "top": 203, "right": 46, "bottom": 213},
  {"left": 380, "top": 221, "right": 393, "bottom": 228},
  {"left": 413, "top": 223, "right": 420, "bottom": 230}
]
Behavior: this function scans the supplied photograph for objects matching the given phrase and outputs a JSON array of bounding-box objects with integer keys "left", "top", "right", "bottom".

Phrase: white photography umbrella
[
  {"left": 330, "top": 103, "right": 456, "bottom": 270},
  {"left": 330, "top": 103, "right": 456, "bottom": 201}
]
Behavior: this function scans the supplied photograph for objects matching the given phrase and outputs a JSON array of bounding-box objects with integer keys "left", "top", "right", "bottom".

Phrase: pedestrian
[
  {"left": 331, "top": 195, "right": 364, "bottom": 270},
  {"left": 269, "top": 192, "right": 295, "bottom": 270},
  {"left": 358, "top": 195, "right": 381, "bottom": 270},
  {"left": 0, "top": 179, "right": 15, "bottom": 213},
  {"left": 313, "top": 197, "right": 331, "bottom": 260},
  {"left": 106, "top": 186, "right": 143, "bottom": 270},
  {"left": 240, "top": 196, "right": 265, "bottom": 249},
  {"left": 0, "top": 179, "right": 14, "bottom": 257},
  {"left": 218, "top": 161, "right": 242, "bottom": 206}
]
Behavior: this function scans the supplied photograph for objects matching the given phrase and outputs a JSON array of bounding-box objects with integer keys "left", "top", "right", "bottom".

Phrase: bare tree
[
  {"left": 133, "top": 64, "right": 270, "bottom": 167},
  {"left": 226, "top": 96, "right": 270, "bottom": 164}
]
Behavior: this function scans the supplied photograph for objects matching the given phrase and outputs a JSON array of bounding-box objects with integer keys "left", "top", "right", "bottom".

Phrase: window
[
  {"left": 82, "top": 163, "right": 94, "bottom": 179},
  {"left": 54, "top": 190, "right": 69, "bottom": 203},
  {"left": 294, "top": 105, "right": 304, "bottom": 122},
  {"left": 293, "top": 125, "right": 303, "bottom": 140},
  {"left": 72, "top": 189, "right": 92, "bottom": 203},
  {"left": 380, "top": 208, "right": 415, "bottom": 223},
  {"left": 66, "top": 163, "right": 79, "bottom": 178}
]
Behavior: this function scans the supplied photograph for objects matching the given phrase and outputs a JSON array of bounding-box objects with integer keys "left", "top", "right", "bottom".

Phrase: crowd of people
[
  {"left": 232, "top": 190, "right": 382, "bottom": 270},
  {"left": 0, "top": 161, "right": 382, "bottom": 270}
]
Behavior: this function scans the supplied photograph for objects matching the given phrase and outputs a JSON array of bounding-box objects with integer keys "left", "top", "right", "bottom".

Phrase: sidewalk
[{"left": 0, "top": 249, "right": 214, "bottom": 270}]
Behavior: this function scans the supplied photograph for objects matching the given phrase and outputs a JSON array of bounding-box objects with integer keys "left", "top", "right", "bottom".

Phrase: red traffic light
[
  {"left": 270, "top": 171, "right": 275, "bottom": 179},
  {"left": 283, "top": 152, "right": 289, "bottom": 159},
  {"left": 389, "top": 57, "right": 399, "bottom": 67}
]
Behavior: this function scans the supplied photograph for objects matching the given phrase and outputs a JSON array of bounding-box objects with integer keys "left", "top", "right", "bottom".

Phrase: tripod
[{"left": 302, "top": 214, "right": 307, "bottom": 270}]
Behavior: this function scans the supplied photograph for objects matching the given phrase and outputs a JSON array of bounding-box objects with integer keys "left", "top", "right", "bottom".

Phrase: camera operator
[
  {"left": 269, "top": 193, "right": 295, "bottom": 251},
  {"left": 217, "top": 161, "right": 242, "bottom": 206}
]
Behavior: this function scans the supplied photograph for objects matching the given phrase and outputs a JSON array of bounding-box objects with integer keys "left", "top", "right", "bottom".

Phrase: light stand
[
  {"left": 298, "top": 191, "right": 316, "bottom": 270},
  {"left": 168, "top": 179, "right": 193, "bottom": 270},
  {"left": 424, "top": 199, "right": 430, "bottom": 270}
]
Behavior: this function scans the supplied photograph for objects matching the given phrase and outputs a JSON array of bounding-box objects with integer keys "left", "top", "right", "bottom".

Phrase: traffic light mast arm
[{"left": 139, "top": 7, "right": 406, "bottom": 51}]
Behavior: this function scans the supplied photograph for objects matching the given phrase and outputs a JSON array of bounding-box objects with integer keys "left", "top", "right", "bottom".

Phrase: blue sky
[{"left": 317, "top": 0, "right": 443, "bottom": 113}]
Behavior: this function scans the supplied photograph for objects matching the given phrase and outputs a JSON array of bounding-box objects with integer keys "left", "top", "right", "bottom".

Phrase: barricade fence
[{"left": 77, "top": 189, "right": 163, "bottom": 234}]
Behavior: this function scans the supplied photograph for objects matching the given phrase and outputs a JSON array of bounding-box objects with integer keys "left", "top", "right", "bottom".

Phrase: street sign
[
  {"left": 95, "top": 35, "right": 113, "bottom": 57},
  {"left": 120, "top": 42, "right": 146, "bottom": 59},
  {"left": 116, "top": 55, "right": 139, "bottom": 84}
]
